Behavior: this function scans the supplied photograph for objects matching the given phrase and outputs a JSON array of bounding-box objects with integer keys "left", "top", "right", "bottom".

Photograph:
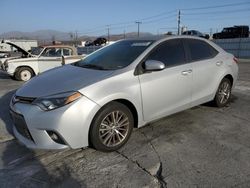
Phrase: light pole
[{"left": 135, "top": 21, "right": 142, "bottom": 37}]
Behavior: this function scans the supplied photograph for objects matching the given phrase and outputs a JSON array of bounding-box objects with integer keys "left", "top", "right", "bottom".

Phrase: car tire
[
  {"left": 15, "top": 67, "right": 34, "bottom": 81},
  {"left": 89, "top": 101, "right": 134, "bottom": 152},
  {"left": 213, "top": 78, "right": 232, "bottom": 107}
]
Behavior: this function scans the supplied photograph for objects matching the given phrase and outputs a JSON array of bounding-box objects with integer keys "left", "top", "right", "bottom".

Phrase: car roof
[
  {"left": 122, "top": 35, "right": 171, "bottom": 42},
  {"left": 40, "top": 45, "right": 76, "bottom": 48},
  {"left": 38, "top": 45, "right": 78, "bottom": 55},
  {"left": 122, "top": 35, "right": 208, "bottom": 42}
]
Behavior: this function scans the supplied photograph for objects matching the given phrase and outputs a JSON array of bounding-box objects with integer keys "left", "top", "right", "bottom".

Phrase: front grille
[
  {"left": 13, "top": 95, "right": 36, "bottom": 104},
  {"left": 10, "top": 110, "right": 34, "bottom": 142}
]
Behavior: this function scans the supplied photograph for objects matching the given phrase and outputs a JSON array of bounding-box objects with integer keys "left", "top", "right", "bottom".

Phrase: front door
[
  {"left": 138, "top": 39, "right": 192, "bottom": 122},
  {"left": 38, "top": 47, "right": 62, "bottom": 73}
]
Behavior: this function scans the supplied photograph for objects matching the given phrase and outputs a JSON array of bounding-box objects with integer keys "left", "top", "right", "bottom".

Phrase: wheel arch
[
  {"left": 224, "top": 74, "right": 234, "bottom": 85},
  {"left": 93, "top": 98, "right": 139, "bottom": 129},
  {"left": 87, "top": 98, "right": 139, "bottom": 150},
  {"left": 15, "top": 65, "right": 36, "bottom": 76},
  {"left": 113, "top": 99, "right": 139, "bottom": 128},
  {"left": 213, "top": 73, "right": 234, "bottom": 99}
]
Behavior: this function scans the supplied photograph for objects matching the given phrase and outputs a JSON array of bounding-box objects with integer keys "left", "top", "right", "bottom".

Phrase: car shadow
[
  {"left": 201, "top": 94, "right": 238, "bottom": 107},
  {"left": 0, "top": 90, "right": 16, "bottom": 137},
  {"left": 0, "top": 70, "right": 14, "bottom": 80},
  {"left": 0, "top": 140, "right": 83, "bottom": 187},
  {"left": 0, "top": 91, "right": 83, "bottom": 187}
]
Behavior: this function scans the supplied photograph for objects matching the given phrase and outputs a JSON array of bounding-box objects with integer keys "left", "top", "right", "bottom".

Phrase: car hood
[
  {"left": 4, "top": 42, "right": 34, "bottom": 57},
  {"left": 16, "top": 65, "right": 114, "bottom": 98}
]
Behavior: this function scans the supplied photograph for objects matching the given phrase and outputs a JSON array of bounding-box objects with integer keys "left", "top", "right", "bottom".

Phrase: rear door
[
  {"left": 138, "top": 39, "right": 193, "bottom": 122},
  {"left": 183, "top": 39, "right": 221, "bottom": 106}
]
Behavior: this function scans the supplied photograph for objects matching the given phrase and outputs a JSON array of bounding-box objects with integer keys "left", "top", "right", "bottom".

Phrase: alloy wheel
[
  {"left": 99, "top": 110, "right": 130, "bottom": 147},
  {"left": 217, "top": 81, "right": 231, "bottom": 104}
]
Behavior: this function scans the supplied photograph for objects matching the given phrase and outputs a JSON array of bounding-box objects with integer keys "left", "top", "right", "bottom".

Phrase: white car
[{"left": 0, "top": 42, "right": 83, "bottom": 81}]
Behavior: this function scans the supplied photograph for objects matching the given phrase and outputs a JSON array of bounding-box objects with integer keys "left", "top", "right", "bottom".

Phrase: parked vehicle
[
  {"left": 0, "top": 41, "right": 33, "bottom": 66},
  {"left": 85, "top": 37, "right": 107, "bottom": 46},
  {"left": 0, "top": 52, "right": 9, "bottom": 58},
  {"left": 10, "top": 36, "right": 238, "bottom": 152},
  {"left": 182, "top": 30, "right": 209, "bottom": 39},
  {"left": 0, "top": 42, "right": 83, "bottom": 81},
  {"left": 77, "top": 46, "right": 102, "bottom": 56},
  {"left": 213, "top": 25, "right": 249, "bottom": 39}
]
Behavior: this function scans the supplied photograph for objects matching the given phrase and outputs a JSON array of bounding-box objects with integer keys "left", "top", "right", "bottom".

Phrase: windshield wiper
[{"left": 80, "top": 64, "right": 106, "bottom": 70}]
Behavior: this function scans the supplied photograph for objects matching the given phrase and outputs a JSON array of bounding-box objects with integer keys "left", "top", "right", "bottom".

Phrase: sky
[{"left": 1, "top": 0, "right": 250, "bottom": 36}]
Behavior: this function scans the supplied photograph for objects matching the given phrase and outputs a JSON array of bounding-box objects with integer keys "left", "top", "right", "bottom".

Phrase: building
[{"left": 0, "top": 39, "right": 38, "bottom": 52}]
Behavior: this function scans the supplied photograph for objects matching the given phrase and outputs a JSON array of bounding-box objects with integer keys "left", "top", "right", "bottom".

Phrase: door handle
[
  {"left": 181, "top": 69, "right": 192, "bottom": 75},
  {"left": 216, "top": 61, "right": 223, "bottom": 66}
]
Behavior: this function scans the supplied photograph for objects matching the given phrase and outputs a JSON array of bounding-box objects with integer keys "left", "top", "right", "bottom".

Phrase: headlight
[
  {"left": 32, "top": 91, "right": 82, "bottom": 111},
  {"left": 3, "top": 60, "right": 8, "bottom": 70}
]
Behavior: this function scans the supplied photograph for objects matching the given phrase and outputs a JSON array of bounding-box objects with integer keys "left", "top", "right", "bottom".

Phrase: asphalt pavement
[{"left": 0, "top": 61, "right": 250, "bottom": 187}]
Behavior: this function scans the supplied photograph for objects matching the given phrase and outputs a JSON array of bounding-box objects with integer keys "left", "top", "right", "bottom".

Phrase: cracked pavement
[{"left": 0, "top": 61, "right": 250, "bottom": 187}]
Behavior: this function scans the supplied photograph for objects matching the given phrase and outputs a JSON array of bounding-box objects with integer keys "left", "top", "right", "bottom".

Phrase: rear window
[
  {"left": 185, "top": 39, "right": 218, "bottom": 62},
  {"left": 63, "top": 48, "right": 73, "bottom": 56}
]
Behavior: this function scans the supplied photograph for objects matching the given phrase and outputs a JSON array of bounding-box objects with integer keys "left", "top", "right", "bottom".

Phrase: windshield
[
  {"left": 75, "top": 40, "right": 153, "bottom": 70},
  {"left": 30, "top": 47, "right": 44, "bottom": 56}
]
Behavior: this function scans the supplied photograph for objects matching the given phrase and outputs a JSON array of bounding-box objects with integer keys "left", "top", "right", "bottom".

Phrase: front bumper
[
  {"left": 10, "top": 95, "right": 100, "bottom": 149},
  {"left": 0, "top": 62, "right": 14, "bottom": 76},
  {"left": 0, "top": 61, "right": 4, "bottom": 70}
]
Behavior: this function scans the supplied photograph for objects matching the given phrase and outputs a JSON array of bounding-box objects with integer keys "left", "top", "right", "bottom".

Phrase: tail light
[{"left": 233, "top": 57, "right": 239, "bottom": 64}]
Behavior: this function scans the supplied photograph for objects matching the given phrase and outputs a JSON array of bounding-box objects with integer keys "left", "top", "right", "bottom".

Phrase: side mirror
[
  {"left": 61, "top": 55, "right": 65, "bottom": 65},
  {"left": 144, "top": 60, "right": 165, "bottom": 71}
]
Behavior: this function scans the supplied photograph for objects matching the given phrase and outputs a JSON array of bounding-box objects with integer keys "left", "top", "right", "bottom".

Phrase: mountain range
[{"left": 0, "top": 30, "right": 154, "bottom": 42}]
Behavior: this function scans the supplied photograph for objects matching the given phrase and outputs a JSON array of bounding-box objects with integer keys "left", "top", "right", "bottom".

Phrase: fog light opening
[{"left": 47, "top": 131, "right": 66, "bottom": 145}]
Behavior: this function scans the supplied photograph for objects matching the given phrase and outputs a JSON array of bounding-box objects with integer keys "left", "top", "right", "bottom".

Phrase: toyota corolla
[{"left": 10, "top": 36, "right": 238, "bottom": 152}]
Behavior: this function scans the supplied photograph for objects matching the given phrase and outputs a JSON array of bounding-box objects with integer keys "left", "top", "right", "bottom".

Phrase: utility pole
[
  {"left": 135, "top": 21, "right": 142, "bottom": 37},
  {"left": 106, "top": 25, "right": 110, "bottom": 42},
  {"left": 177, "top": 10, "right": 181, "bottom": 35},
  {"left": 69, "top": 32, "right": 73, "bottom": 45},
  {"left": 75, "top": 30, "right": 78, "bottom": 46},
  {"left": 123, "top": 30, "right": 126, "bottom": 39}
]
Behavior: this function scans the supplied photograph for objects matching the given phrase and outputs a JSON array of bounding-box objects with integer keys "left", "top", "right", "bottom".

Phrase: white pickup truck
[{"left": 0, "top": 42, "right": 84, "bottom": 81}]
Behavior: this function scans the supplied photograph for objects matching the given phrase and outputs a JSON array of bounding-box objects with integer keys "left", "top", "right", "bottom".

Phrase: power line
[
  {"left": 73, "top": 1, "right": 250, "bottom": 37},
  {"left": 75, "top": 10, "right": 177, "bottom": 35},
  {"left": 182, "top": 15, "right": 250, "bottom": 22},
  {"left": 181, "top": 1, "right": 250, "bottom": 11},
  {"left": 142, "top": 14, "right": 176, "bottom": 24},
  {"left": 182, "top": 8, "right": 250, "bottom": 15},
  {"left": 140, "top": 10, "right": 177, "bottom": 21}
]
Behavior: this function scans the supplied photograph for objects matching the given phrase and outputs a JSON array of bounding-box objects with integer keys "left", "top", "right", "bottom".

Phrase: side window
[
  {"left": 63, "top": 48, "right": 73, "bottom": 56},
  {"left": 185, "top": 39, "right": 218, "bottom": 61},
  {"left": 147, "top": 39, "right": 186, "bottom": 67},
  {"left": 41, "top": 48, "right": 62, "bottom": 57}
]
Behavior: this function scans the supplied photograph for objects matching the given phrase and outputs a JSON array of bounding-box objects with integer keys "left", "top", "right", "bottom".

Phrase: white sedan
[{"left": 10, "top": 36, "right": 238, "bottom": 151}]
